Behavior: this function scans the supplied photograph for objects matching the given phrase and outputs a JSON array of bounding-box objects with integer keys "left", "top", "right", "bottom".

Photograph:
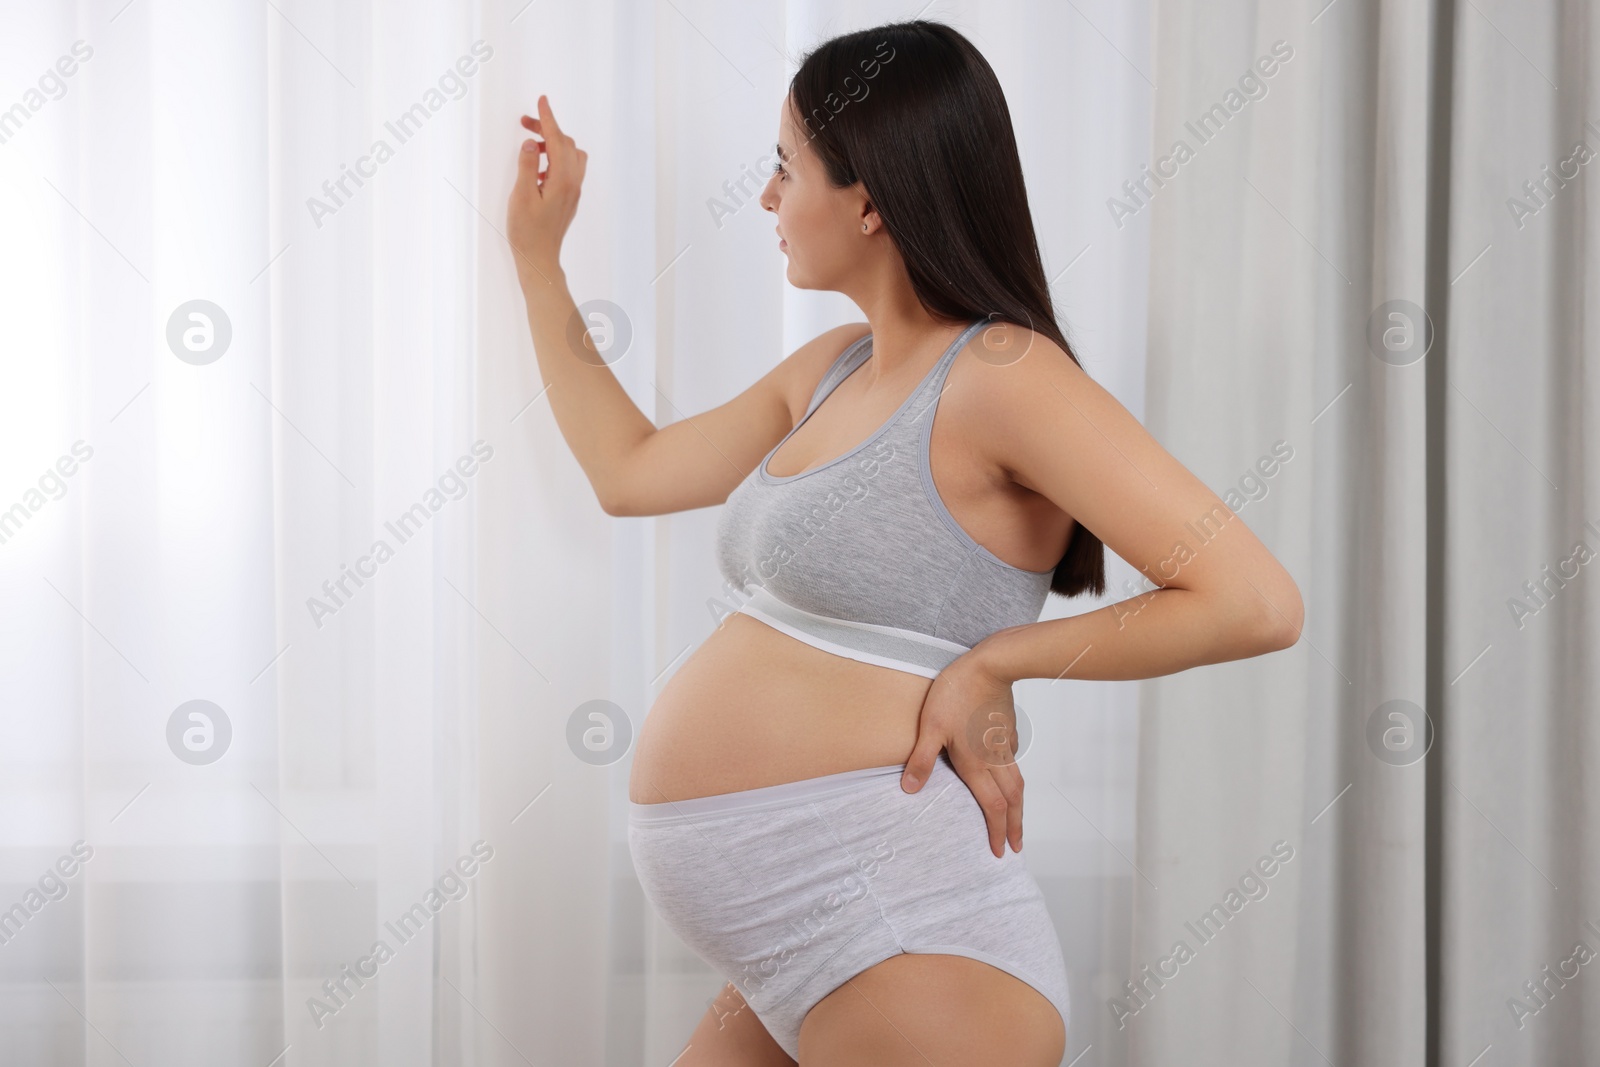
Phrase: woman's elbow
[
  {"left": 599, "top": 489, "right": 636, "bottom": 517},
  {"left": 1250, "top": 574, "right": 1304, "bottom": 652},
  {"left": 597, "top": 472, "right": 639, "bottom": 516}
]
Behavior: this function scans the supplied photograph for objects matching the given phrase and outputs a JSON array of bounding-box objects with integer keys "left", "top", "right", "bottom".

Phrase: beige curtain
[
  {"left": 1136, "top": 1, "right": 1599, "bottom": 1064},
  {"left": 1441, "top": 0, "right": 1600, "bottom": 1062}
]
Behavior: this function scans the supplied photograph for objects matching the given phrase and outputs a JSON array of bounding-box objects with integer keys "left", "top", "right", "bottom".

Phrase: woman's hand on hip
[
  {"left": 902, "top": 654, "right": 1025, "bottom": 859},
  {"left": 506, "top": 95, "right": 586, "bottom": 283}
]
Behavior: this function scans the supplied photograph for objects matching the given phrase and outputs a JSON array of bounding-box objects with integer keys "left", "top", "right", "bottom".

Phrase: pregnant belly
[{"left": 627, "top": 612, "right": 936, "bottom": 804}]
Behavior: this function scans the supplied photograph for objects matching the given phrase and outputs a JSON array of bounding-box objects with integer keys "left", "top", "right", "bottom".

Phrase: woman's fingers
[
  {"left": 518, "top": 119, "right": 546, "bottom": 155},
  {"left": 516, "top": 139, "right": 544, "bottom": 190},
  {"left": 955, "top": 759, "right": 1014, "bottom": 859},
  {"left": 536, "top": 93, "right": 563, "bottom": 139},
  {"left": 535, "top": 95, "right": 579, "bottom": 185},
  {"left": 947, "top": 730, "right": 1026, "bottom": 857},
  {"left": 516, "top": 109, "right": 558, "bottom": 189},
  {"left": 990, "top": 761, "right": 1025, "bottom": 854},
  {"left": 900, "top": 727, "right": 944, "bottom": 793},
  {"left": 537, "top": 96, "right": 564, "bottom": 160}
]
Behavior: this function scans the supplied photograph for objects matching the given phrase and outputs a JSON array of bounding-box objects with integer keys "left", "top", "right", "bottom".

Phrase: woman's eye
[{"left": 771, "top": 160, "right": 785, "bottom": 177}]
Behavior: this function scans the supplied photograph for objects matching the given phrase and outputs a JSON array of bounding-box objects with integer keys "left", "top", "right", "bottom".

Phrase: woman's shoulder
[
  {"left": 942, "top": 322, "right": 1093, "bottom": 442},
  {"left": 777, "top": 321, "right": 873, "bottom": 418}
]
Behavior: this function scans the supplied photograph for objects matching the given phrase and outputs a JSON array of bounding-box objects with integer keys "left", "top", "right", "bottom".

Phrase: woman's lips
[{"left": 779, "top": 239, "right": 787, "bottom": 250}]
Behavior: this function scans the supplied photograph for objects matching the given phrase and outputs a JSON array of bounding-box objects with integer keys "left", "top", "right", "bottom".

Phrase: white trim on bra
[{"left": 731, "top": 585, "right": 972, "bottom": 680}]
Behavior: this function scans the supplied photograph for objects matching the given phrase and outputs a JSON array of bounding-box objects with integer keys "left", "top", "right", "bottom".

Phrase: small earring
[{"left": 862, "top": 223, "right": 869, "bottom": 232}]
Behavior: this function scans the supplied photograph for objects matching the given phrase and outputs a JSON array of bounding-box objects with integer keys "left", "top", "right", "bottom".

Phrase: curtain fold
[
  {"left": 1137, "top": 0, "right": 1597, "bottom": 1064},
  {"left": 1440, "top": 1, "right": 1599, "bottom": 1062}
]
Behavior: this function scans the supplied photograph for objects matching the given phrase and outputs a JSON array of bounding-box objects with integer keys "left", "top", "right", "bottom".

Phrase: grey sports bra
[{"left": 713, "top": 318, "right": 1055, "bottom": 679}]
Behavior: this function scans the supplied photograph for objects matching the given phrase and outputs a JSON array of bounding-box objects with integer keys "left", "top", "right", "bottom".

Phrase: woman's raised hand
[{"left": 507, "top": 94, "right": 587, "bottom": 283}]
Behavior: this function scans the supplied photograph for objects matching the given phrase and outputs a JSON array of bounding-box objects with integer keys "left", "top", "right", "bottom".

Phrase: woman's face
[{"left": 758, "top": 96, "right": 872, "bottom": 291}]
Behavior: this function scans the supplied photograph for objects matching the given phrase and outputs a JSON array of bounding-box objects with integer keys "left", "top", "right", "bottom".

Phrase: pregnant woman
[{"left": 507, "top": 19, "right": 1302, "bottom": 1067}]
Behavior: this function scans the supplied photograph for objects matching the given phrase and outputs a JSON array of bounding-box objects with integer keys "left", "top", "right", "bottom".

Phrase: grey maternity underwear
[{"left": 627, "top": 752, "right": 1071, "bottom": 1058}]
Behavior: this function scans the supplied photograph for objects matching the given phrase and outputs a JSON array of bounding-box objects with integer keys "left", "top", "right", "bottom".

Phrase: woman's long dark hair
[{"left": 788, "top": 19, "right": 1106, "bottom": 599}]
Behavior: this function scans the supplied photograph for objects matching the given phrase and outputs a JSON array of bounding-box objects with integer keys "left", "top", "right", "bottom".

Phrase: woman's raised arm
[{"left": 506, "top": 97, "right": 867, "bottom": 516}]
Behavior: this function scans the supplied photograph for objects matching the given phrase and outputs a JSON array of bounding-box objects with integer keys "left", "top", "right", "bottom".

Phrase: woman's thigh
[
  {"left": 797, "top": 953, "right": 1066, "bottom": 1066},
  {"left": 674, "top": 982, "right": 798, "bottom": 1067}
]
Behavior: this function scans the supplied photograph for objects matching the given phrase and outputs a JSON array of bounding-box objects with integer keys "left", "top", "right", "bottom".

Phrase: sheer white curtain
[
  {"left": 3, "top": 1, "right": 485, "bottom": 1064},
  {"left": 2, "top": 1, "right": 1150, "bottom": 1065}
]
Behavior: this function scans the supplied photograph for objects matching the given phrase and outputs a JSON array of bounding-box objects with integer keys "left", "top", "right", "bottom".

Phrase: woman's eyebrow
[{"left": 774, "top": 141, "right": 789, "bottom": 161}]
